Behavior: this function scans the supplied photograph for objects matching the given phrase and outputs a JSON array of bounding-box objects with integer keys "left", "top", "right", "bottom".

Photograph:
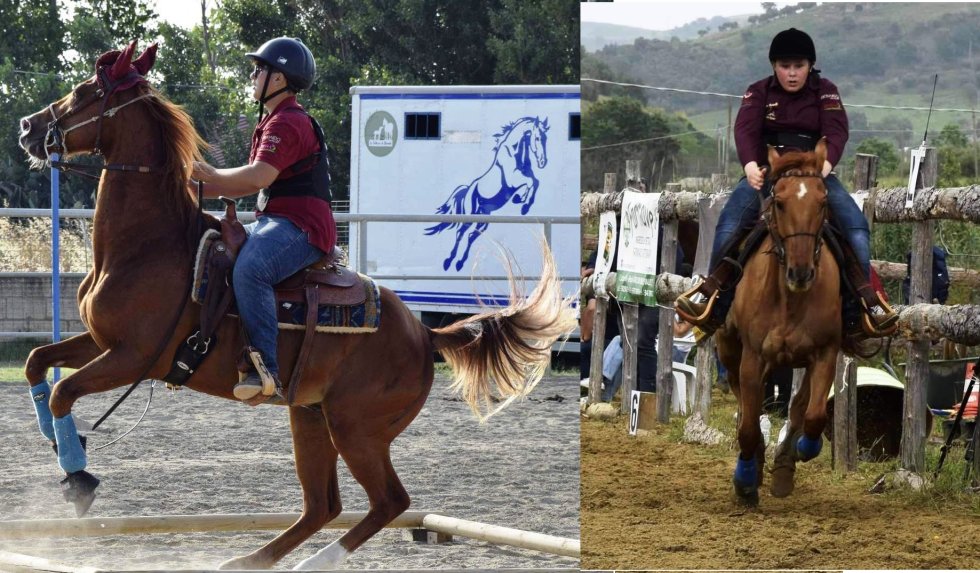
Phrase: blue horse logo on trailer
[{"left": 424, "top": 116, "right": 549, "bottom": 271}]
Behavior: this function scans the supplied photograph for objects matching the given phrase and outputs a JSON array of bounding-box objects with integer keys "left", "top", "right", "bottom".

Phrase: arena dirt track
[
  {"left": 0, "top": 374, "right": 579, "bottom": 570},
  {"left": 581, "top": 394, "right": 980, "bottom": 570}
]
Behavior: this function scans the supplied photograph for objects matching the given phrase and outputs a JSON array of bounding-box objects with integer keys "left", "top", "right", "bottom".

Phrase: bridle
[
  {"left": 764, "top": 170, "right": 827, "bottom": 267},
  {"left": 43, "top": 69, "right": 158, "bottom": 180}
]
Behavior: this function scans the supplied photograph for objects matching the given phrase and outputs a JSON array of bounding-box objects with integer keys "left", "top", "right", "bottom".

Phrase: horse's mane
[
  {"left": 134, "top": 84, "right": 208, "bottom": 223},
  {"left": 493, "top": 117, "right": 535, "bottom": 150},
  {"left": 770, "top": 149, "right": 822, "bottom": 180}
]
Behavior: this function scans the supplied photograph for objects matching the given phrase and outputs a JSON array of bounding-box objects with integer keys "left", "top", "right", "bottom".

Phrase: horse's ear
[
  {"left": 133, "top": 43, "right": 158, "bottom": 76},
  {"left": 814, "top": 137, "right": 828, "bottom": 169},
  {"left": 767, "top": 145, "right": 780, "bottom": 171},
  {"left": 109, "top": 40, "right": 138, "bottom": 80},
  {"left": 542, "top": 117, "right": 549, "bottom": 131}
]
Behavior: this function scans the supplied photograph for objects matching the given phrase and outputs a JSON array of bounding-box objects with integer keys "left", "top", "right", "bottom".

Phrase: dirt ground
[
  {"left": 581, "top": 391, "right": 980, "bottom": 570},
  {"left": 0, "top": 374, "right": 579, "bottom": 570}
]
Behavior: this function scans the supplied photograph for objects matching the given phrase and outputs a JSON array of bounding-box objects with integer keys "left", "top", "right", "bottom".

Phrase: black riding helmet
[
  {"left": 769, "top": 28, "right": 816, "bottom": 63},
  {"left": 247, "top": 37, "right": 316, "bottom": 121},
  {"left": 247, "top": 37, "right": 316, "bottom": 91}
]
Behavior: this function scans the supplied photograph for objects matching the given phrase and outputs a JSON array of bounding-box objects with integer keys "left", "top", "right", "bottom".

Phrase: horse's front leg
[
  {"left": 798, "top": 346, "right": 836, "bottom": 461},
  {"left": 520, "top": 178, "right": 539, "bottom": 215},
  {"left": 732, "top": 350, "right": 766, "bottom": 506},
  {"left": 771, "top": 370, "right": 809, "bottom": 498},
  {"left": 24, "top": 333, "right": 104, "bottom": 449},
  {"left": 46, "top": 345, "right": 151, "bottom": 516}
]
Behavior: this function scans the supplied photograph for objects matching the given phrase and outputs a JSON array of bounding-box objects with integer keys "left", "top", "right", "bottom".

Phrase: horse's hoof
[
  {"left": 770, "top": 466, "right": 796, "bottom": 498},
  {"left": 455, "top": 260, "right": 465, "bottom": 271},
  {"left": 732, "top": 479, "right": 759, "bottom": 507},
  {"left": 521, "top": 204, "right": 531, "bottom": 215},
  {"left": 60, "top": 470, "right": 99, "bottom": 517},
  {"left": 217, "top": 555, "right": 268, "bottom": 570},
  {"left": 442, "top": 259, "right": 452, "bottom": 271}
]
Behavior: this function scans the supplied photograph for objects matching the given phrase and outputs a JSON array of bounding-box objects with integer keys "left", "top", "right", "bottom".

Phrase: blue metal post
[{"left": 51, "top": 154, "right": 61, "bottom": 382}]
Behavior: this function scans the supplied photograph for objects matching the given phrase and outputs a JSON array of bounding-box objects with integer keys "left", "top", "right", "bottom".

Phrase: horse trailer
[{"left": 348, "top": 85, "right": 581, "bottom": 334}]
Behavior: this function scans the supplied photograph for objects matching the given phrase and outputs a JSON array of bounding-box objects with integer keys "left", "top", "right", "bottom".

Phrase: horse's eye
[{"left": 775, "top": 201, "right": 785, "bottom": 211}]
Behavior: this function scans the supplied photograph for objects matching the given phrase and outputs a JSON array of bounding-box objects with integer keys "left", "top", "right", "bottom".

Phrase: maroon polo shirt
[
  {"left": 734, "top": 72, "right": 848, "bottom": 169},
  {"left": 250, "top": 96, "right": 337, "bottom": 255}
]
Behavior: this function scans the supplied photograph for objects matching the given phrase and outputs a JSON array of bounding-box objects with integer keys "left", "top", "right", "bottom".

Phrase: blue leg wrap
[
  {"left": 53, "top": 414, "right": 87, "bottom": 473},
  {"left": 796, "top": 434, "right": 823, "bottom": 461},
  {"left": 30, "top": 381, "right": 55, "bottom": 441},
  {"left": 733, "top": 456, "right": 757, "bottom": 487}
]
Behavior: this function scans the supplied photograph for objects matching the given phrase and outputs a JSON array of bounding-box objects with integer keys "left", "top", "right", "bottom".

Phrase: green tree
[
  {"left": 933, "top": 123, "right": 969, "bottom": 148},
  {"left": 581, "top": 96, "right": 680, "bottom": 192},
  {"left": 855, "top": 137, "right": 900, "bottom": 175},
  {"left": 488, "top": 0, "right": 579, "bottom": 84}
]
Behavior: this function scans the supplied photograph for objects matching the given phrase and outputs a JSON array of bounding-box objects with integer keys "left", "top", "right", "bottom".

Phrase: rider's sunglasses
[{"left": 250, "top": 64, "right": 268, "bottom": 79}]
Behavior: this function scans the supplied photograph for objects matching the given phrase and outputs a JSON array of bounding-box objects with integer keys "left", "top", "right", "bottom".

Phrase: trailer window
[
  {"left": 569, "top": 113, "right": 581, "bottom": 140},
  {"left": 405, "top": 113, "right": 441, "bottom": 140}
]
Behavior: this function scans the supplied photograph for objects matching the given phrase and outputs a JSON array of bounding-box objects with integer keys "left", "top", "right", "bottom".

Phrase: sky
[
  {"left": 158, "top": 1, "right": 790, "bottom": 32},
  {"left": 580, "top": 1, "right": 791, "bottom": 31},
  {"left": 154, "top": 0, "right": 207, "bottom": 29}
]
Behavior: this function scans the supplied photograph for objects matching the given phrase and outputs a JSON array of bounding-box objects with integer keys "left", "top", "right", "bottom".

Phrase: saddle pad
[{"left": 192, "top": 231, "right": 381, "bottom": 334}]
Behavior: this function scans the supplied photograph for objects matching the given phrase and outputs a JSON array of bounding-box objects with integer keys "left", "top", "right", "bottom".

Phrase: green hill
[
  {"left": 581, "top": 17, "right": 742, "bottom": 52},
  {"left": 584, "top": 3, "right": 980, "bottom": 152}
]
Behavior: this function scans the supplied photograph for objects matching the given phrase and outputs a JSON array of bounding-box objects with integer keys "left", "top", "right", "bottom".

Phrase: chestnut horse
[
  {"left": 18, "top": 42, "right": 574, "bottom": 569},
  {"left": 715, "top": 140, "right": 841, "bottom": 506}
]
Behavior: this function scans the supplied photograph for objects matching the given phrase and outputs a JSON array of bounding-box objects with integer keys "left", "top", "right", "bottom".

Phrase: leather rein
[
  {"left": 44, "top": 70, "right": 158, "bottom": 180},
  {"left": 763, "top": 171, "right": 828, "bottom": 267}
]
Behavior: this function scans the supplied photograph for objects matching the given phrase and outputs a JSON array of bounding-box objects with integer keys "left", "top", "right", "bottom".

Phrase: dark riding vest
[{"left": 258, "top": 110, "right": 332, "bottom": 208}]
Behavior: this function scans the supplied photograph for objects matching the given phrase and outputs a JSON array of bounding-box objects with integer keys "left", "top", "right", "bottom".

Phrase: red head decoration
[{"left": 94, "top": 41, "right": 157, "bottom": 93}]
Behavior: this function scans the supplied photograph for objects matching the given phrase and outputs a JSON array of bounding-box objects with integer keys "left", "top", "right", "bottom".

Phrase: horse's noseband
[
  {"left": 765, "top": 171, "right": 827, "bottom": 267},
  {"left": 43, "top": 70, "right": 156, "bottom": 179}
]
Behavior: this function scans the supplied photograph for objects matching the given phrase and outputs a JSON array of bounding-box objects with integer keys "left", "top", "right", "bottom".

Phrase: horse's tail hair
[
  {"left": 424, "top": 184, "right": 470, "bottom": 235},
  {"left": 426, "top": 242, "right": 576, "bottom": 421}
]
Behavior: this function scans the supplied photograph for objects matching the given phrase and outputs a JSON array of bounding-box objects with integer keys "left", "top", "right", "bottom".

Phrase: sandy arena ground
[
  {"left": 581, "top": 391, "right": 980, "bottom": 570},
  {"left": 0, "top": 374, "right": 579, "bottom": 570}
]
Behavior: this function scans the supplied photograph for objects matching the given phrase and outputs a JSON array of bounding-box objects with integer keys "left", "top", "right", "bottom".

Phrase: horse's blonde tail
[{"left": 427, "top": 242, "right": 576, "bottom": 421}]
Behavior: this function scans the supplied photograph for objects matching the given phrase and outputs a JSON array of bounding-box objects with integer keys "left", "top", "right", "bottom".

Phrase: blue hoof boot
[
  {"left": 30, "top": 381, "right": 55, "bottom": 441},
  {"left": 796, "top": 435, "right": 823, "bottom": 461},
  {"left": 60, "top": 470, "right": 100, "bottom": 517},
  {"left": 51, "top": 434, "right": 87, "bottom": 456},
  {"left": 732, "top": 457, "right": 759, "bottom": 506}
]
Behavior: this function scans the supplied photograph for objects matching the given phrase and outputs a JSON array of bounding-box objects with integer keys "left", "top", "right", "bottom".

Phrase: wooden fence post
[
  {"left": 620, "top": 161, "right": 642, "bottom": 413},
  {"left": 586, "top": 173, "right": 617, "bottom": 405},
  {"left": 587, "top": 300, "right": 607, "bottom": 405},
  {"left": 656, "top": 216, "right": 679, "bottom": 422},
  {"left": 853, "top": 154, "right": 878, "bottom": 191},
  {"left": 832, "top": 355, "right": 858, "bottom": 473},
  {"left": 901, "top": 147, "right": 936, "bottom": 473},
  {"left": 694, "top": 338, "right": 715, "bottom": 417}
]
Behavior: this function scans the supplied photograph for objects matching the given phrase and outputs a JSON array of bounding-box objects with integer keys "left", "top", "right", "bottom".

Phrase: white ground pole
[{"left": 0, "top": 511, "right": 579, "bottom": 571}]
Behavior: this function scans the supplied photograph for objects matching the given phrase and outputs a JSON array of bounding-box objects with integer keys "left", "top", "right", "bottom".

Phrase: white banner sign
[
  {"left": 595, "top": 211, "right": 617, "bottom": 298},
  {"left": 615, "top": 191, "right": 660, "bottom": 305}
]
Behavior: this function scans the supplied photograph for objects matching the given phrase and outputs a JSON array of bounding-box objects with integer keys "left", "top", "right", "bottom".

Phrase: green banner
[{"left": 615, "top": 270, "right": 657, "bottom": 306}]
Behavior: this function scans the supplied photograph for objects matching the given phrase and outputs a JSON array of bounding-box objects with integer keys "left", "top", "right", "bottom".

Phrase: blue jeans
[
  {"left": 711, "top": 174, "right": 870, "bottom": 276},
  {"left": 235, "top": 215, "right": 324, "bottom": 376}
]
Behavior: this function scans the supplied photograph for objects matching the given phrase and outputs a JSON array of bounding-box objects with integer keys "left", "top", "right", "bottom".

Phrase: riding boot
[
  {"left": 839, "top": 245, "right": 898, "bottom": 337},
  {"left": 676, "top": 223, "right": 767, "bottom": 334}
]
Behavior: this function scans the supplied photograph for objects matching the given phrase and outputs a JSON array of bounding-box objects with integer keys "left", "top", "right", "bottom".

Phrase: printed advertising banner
[
  {"left": 594, "top": 211, "right": 617, "bottom": 298},
  {"left": 615, "top": 191, "right": 660, "bottom": 305}
]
